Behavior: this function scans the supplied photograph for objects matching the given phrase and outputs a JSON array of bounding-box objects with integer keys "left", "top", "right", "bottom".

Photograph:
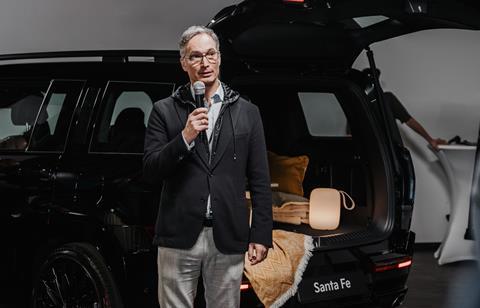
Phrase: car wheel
[{"left": 31, "top": 242, "right": 124, "bottom": 308}]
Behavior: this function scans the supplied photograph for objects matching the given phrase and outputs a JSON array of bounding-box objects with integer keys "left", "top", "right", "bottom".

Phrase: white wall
[
  {"left": 354, "top": 29, "right": 480, "bottom": 242},
  {"left": 0, "top": 0, "right": 239, "bottom": 53}
]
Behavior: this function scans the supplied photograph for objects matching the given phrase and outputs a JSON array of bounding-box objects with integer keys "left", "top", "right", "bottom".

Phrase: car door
[
  {"left": 0, "top": 78, "right": 84, "bottom": 298},
  {"left": 85, "top": 81, "right": 175, "bottom": 226},
  {"left": 50, "top": 84, "right": 102, "bottom": 214},
  {"left": 23, "top": 79, "right": 85, "bottom": 204},
  {"left": 65, "top": 80, "right": 175, "bottom": 306},
  {"left": 1, "top": 78, "right": 85, "bottom": 221},
  {"left": 0, "top": 79, "right": 50, "bottom": 293}
]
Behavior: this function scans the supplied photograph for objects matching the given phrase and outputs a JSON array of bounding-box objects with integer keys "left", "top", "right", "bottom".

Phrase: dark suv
[{"left": 1, "top": 1, "right": 479, "bottom": 307}]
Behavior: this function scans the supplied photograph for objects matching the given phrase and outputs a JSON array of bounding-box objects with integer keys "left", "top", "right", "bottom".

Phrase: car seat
[
  {"left": 109, "top": 107, "right": 146, "bottom": 153},
  {"left": 7, "top": 94, "right": 50, "bottom": 150}
]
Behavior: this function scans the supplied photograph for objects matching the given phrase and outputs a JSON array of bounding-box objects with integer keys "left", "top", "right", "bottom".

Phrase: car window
[
  {"left": 28, "top": 80, "right": 85, "bottom": 152},
  {"left": 0, "top": 83, "right": 48, "bottom": 151},
  {"left": 298, "top": 92, "right": 349, "bottom": 137},
  {"left": 90, "top": 81, "right": 174, "bottom": 154}
]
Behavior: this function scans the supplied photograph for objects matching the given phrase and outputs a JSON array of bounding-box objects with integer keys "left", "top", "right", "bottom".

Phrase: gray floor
[{"left": 402, "top": 244, "right": 479, "bottom": 308}]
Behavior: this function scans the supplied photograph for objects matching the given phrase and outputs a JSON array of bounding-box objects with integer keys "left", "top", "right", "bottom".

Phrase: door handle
[{"left": 39, "top": 168, "right": 52, "bottom": 182}]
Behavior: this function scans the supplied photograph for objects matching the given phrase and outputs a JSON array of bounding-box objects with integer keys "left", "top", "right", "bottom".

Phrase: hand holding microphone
[
  {"left": 182, "top": 81, "right": 209, "bottom": 145},
  {"left": 182, "top": 108, "right": 208, "bottom": 145}
]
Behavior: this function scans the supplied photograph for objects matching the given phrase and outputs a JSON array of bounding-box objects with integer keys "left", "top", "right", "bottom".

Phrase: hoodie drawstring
[{"left": 228, "top": 107, "right": 236, "bottom": 161}]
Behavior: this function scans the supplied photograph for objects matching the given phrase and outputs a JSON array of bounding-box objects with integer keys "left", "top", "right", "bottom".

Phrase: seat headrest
[
  {"left": 110, "top": 107, "right": 146, "bottom": 153},
  {"left": 114, "top": 107, "right": 145, "bottom": 130},
  {"left": 11, "top": 95, "right": 47, "bottom": 126}
]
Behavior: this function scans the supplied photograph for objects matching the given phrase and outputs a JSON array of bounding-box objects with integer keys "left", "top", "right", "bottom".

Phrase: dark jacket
[{"left": 143, "top": 82, "right": 272, "bottom": 254}]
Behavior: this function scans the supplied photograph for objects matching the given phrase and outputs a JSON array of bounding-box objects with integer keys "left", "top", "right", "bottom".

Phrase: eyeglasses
[{"left": 185, "top": 50, "right": 220, "bottom": 65}]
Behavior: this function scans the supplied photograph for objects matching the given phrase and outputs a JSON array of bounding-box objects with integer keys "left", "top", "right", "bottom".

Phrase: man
[
  {"left": 143, "top": 25, "right": 272, "bottom": 308},
  {"left": 361, "top": 68, "right": 448, "bottom": 150}
]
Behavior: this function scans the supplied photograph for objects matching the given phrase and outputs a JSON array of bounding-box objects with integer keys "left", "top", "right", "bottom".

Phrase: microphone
[
  {"left": 193, "top": 81, "right": 206, "bottom": 109},
  {"left": 192, "top": 81, "right": 209, "bottom": 151}
]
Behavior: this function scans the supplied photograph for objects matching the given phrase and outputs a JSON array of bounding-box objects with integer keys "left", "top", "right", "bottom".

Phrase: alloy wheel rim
[{"left": 33, "top": 255, "right": 105, "bottom": 308}]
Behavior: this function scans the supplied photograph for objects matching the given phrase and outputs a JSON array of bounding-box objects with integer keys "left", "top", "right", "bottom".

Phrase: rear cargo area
[{"left": 234, "top": 77, "right": 393, "bottom": 246}]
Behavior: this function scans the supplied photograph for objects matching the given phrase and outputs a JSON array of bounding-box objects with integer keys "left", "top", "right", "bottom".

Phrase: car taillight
[
  {"left": 283, "top": 0, "right": 305, "bottom": 3},
  {"left": 374, "top": 257, "right": 413, "bottom": 273},
  {"left": 398, "top": 259, "right": 413, "bottom": 268}
]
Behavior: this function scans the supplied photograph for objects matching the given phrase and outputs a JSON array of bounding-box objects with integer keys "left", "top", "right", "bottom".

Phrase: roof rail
[{"left": 0, "top": 50, "right": 179, "bottom": 63}]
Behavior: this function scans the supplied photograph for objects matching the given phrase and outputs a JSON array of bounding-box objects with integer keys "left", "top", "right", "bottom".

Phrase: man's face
[{"left": 181, "top": 33, "right": 221, "bottom": 87}]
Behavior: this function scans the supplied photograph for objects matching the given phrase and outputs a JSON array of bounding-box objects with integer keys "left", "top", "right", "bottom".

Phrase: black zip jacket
[{"left": 143, "top": 82, "right": 272, "bottom": 254}]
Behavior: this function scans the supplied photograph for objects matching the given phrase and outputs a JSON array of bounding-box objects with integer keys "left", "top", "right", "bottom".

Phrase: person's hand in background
[{"left": 429, "top": 138, "right": 448, "bottom": 151}]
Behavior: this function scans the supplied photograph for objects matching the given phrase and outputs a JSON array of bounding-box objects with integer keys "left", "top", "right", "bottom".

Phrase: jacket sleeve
[
  {"left": 247, "top": 105, "right": 273, "bottom": 248},
  {"left": 143, "top": 101, "right": 191, "bottom": 183}
]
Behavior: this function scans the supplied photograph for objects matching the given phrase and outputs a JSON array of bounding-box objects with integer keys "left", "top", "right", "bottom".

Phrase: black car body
[{"left": 1, "top": 1, "right": 479, "bottom": 307}]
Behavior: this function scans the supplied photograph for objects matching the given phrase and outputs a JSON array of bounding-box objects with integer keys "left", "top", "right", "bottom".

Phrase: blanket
[
  {"left": 272, "top": 201, "right": 309, "bottom": 225},
  {"left": 244, "top": 230, "right": 314, "bottom": 308}
]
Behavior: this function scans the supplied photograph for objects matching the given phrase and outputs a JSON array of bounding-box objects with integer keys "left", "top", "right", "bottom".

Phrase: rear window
[{"left": 298, "top": 92, "right": 349, "bottom": 137}]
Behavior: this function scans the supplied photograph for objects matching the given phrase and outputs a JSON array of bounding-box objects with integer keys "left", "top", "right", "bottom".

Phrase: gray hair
[{"left": 179, "top": 25, "right": 220, "bottom": 58}]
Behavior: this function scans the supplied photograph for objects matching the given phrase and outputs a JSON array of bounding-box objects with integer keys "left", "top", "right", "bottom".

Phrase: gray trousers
[{"left": 157, "top": 227, "right": 245, "bottom": 308}]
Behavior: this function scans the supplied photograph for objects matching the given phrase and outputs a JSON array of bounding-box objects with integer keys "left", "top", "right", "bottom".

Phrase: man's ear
[{"left": 180, "top": 58, "right": 188, "bottom": 72}]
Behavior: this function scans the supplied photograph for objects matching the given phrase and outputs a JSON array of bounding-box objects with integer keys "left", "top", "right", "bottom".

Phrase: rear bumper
[
  {"left": 240, "top": 231, "right": 414, "bottom": 308},
  {"left": 240, "top": 286, "right": 408, "bottom": 308},
  {"left": 240, "top": 258, "right": 410, "bottom": 308}
]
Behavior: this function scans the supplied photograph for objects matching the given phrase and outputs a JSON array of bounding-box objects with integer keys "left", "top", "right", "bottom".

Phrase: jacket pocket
[
  {"left": 156, "top": 193, "right": 179, "bottom": 237},
  {"left": 231, "top": 197, "right": 250, "bottom": 241}
]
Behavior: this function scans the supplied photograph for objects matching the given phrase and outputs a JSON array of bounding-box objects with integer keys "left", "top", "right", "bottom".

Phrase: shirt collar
[{"left": 190, "top": 81, "right": 224, "bottom": 105}]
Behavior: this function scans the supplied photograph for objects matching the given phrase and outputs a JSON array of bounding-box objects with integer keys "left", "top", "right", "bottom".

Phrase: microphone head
[{"left": 193, "top": 81, "right": 205, "bottom": 95}]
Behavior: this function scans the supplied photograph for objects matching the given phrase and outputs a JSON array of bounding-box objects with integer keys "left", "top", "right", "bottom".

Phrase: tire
[{"left": 31, "top": 242, "right": 124, "bottom": 308}]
